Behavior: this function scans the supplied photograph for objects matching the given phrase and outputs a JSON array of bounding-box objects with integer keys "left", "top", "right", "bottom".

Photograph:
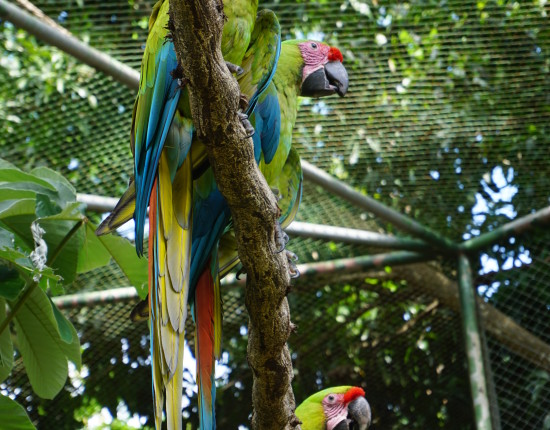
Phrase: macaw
[
  {"left": 97, "top": 0, "right": 279, "bottom": 429},
  {"left": 295, "top": 386, "right": 372, "bottom": 430},
  {"left": 219, "top": 39, "right": 350, "bottom": 276}
]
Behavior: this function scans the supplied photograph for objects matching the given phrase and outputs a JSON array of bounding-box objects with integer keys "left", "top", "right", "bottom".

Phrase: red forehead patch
[
  {"left": 344, "top": 387, "right": 365, "bottom": 404},
  {"left": 328, "top": 47, "right": 344, "bottom": 62}
]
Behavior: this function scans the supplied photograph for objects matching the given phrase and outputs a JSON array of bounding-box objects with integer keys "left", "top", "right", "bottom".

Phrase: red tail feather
[{"left": 195, "top": 263, "right": 216, "bottom": 424}]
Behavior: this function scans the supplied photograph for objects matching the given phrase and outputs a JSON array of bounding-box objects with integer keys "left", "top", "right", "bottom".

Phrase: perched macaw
[
  {"left": 295, "top": 386, "right": 372, "bottom": 430},
  {"left": 98, "top": 0, "right": 279, "bottom": 429},
  {"left": 219, "top": 39, "right": 350, "bottom": 276}
]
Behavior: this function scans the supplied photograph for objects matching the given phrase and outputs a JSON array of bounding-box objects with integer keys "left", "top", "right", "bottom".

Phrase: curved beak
[
  {"left": 330, "top": 395, "right": 372, "bottom": 430},
  {"left": 301, "top": 61, "right": 349, "bottom": 98},
  {"left": 347, "top": 396, "right": 372, "bottom": 430}
]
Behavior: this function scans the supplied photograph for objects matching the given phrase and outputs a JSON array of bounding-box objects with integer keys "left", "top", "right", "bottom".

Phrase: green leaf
[
  {"left": 0, "top": 298, "right": 14, "bottom": 383},
  {"left": 35, "top": 193, "right": 62, "bottom": 218},
  {"left": 13, "top": 286, "right": 80, "bottom": 399},
  {"left": 0, "top": 167, "right": 56, "bottom": 192},
  {"left": 0, "top": 199, "right": 36, "bottom": 220},
  {"left": 76, "top": 222, "right": 113, "bottom": 273},
  {"left": 80, "top": 223, "right": 148, "bottom": 298},
  {"left": 31, "top": 167, "right": 77, "bottom": 206},
  {"left": 34, "top": 203, "right": 86, "bottom": 285},
  {"left": 0, "top": 265, "right": 25, "bottom": 300},
  {"left": 0, "top": 187, "right": 37, "bottom": 202},
  {"left": 0, "top": 395, "right": 35, "bottom": 430},
  {"left": 48, "top": 298, "right": 74, "bottom": 344}
]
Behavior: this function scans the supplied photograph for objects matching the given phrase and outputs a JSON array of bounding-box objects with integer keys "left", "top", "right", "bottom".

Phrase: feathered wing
[
  {"left": 132, "top": 28, "right": 183, "bottom": 253},
  {"left": 273, "top": 146, "right": 303, "bottom": 229}
]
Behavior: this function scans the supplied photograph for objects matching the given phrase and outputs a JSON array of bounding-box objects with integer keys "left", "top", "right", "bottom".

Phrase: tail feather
[
  {"left": 149, "top": 179, "right": 164, "bottom": 429},
  {"left": 152, "top": 320, "right": 164, "bottom": 430},
  {"left": 194, "top": 255, "right": 222, "bottom": 430},
  {"left": 150, "top": 156, "right": 193, "bottom": 429},
  {"left": 95, "top": 179, "right": 136, "bottom": 236},
  {"left": 166, "top": 339, "right": 185, "bottom": 430}
]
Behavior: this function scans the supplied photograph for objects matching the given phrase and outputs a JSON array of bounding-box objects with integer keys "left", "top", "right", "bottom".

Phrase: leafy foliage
[
  {"left": 0, "top": 160, "right": 147, "bottom": 426},
  {"left": 0, "top": 393, "right": 35, "bottom": 430}
]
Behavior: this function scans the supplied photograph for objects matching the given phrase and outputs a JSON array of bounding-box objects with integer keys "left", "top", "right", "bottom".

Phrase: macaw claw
[
  {"left": 225, "top": 61, "right": 244, "bottom": 76},
  {"left": 285, "top": 250, "right": 300, "bottom": 279},
  {"left": 275, "top": 223, "right": 289, "bottom": 253},
  {"left": 238, "top": 111, "right": 255, "bottom": 138}
]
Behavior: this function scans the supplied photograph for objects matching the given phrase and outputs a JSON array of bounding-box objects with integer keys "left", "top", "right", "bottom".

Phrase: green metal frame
[{"left": 4, "top": 3, "right": 550, "bottom": 429}]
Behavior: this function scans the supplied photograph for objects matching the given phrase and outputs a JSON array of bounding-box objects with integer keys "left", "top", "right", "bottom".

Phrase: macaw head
[
  {"left": 296, "top": 386, "right": 372, "bottom": 430},
  {"left": 297, "top": 40, "right": 349, "bottom": 98}
]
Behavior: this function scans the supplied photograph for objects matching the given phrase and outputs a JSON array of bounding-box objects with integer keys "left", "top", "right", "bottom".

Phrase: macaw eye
[
  {"left": 328, "top": 395, "right": 335, "bottom": 402},
  {"left": 311, "top": 43, "right": 318, "bottom": 49}
]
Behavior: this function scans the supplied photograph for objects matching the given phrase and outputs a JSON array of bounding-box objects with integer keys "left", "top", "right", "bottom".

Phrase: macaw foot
[
  {"left": 274, "top": 222, "right": 289, "bottom": 253},
  {"left": 226, "top": 61, "right": 244, "bottom": 76},
  {"left": 130, "top": 296, "right": 149, "bottom": 322},
  {"left": 238, "top": 111, "right": 255, "bottom": 138},
  {"left": 285, "top": 250, "right": 300, "bottom": 279},
  {"left": 239, "top": 94, "right": 249, "bottom": 111}
]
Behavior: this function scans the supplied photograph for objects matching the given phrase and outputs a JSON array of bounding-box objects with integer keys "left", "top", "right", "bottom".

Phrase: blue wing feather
[
  {"left": 245, "top": 36, "right": 281, "bottom": 116},
  {"left": 134, "top": 42, "right": 181, "bottom": 255},
  {"left": 251, "top": 84, "right": 281, "bottom": 164}
]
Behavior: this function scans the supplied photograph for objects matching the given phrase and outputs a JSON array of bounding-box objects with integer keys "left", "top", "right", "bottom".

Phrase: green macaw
[
  {"left": 96, "top": 1, "right": 279, "bottom": 429},
  {"left": 219, "top": 39, "right": 350, "bottom": 276},
  {"left": 295, "top": 386, "right": 372, "bottom": 430}
]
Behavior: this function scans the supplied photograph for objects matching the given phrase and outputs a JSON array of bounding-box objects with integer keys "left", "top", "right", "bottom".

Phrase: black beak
[
  {"left": 301, "top": 61, "right": 349, "bottom": 98},
  {"left": 347, "top": 396, "right": 372, "bottom": 430}
]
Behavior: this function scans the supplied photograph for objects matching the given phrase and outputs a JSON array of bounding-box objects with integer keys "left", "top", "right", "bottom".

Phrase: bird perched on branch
[
  {"left": 295, "top": 386, "right": 372, "bottom": 430},
  {"left": 219, "top": 39, "right": 349, "bottom": 276},
  {"left": 97, "top": 3, "right": 349, "bottom": 427}
]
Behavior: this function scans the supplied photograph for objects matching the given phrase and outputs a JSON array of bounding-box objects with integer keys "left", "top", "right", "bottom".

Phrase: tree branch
[{"left": 168, "top": 1, "right": 298, "bottom": 428}]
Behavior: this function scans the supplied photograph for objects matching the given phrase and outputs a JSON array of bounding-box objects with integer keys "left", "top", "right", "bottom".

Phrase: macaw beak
[
  {"left": 331, "top": 395, "right": 372, "bottom": 430},
  {"left": 347, "top": 396, "right": 372, "bottom": 430},
  {"left": 301, "top": 60, "right": 349, "bottom": 98}
]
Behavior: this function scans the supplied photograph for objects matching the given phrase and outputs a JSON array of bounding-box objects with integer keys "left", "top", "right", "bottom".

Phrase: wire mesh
[{"left": 1, "top": 0, "right": 549, "bottom": 429}]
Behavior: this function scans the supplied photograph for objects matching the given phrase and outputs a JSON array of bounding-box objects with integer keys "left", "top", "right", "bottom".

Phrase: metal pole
[
  {"left": 0, "top": 0, "right": 139, "bottom": 90},
  {"left": 298, "top": 250, "right": 430, "bottom": 277},
  {"left": 77, "top": 193, "right": 121, "bottom": 213},
  {"left": 53, "top": 251, "right": 432, "bottom": 308},
  {"left": 302, "top": 160, "right": 458, "bottom": 253},
  {"left": 286, "top": 221, "right": 429, "bottom": 250},
  {"left": 52, "top": 286, "right": 138, "bottom": 309},
  {"left": 77, "top": 193, "right": 432, "bottom": 250},
  {"left": 457, "top": 254, "right": 494, "bottom": 430},
  {"left": 460, "top": 205, "right": 550, "bottom": 253}
]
